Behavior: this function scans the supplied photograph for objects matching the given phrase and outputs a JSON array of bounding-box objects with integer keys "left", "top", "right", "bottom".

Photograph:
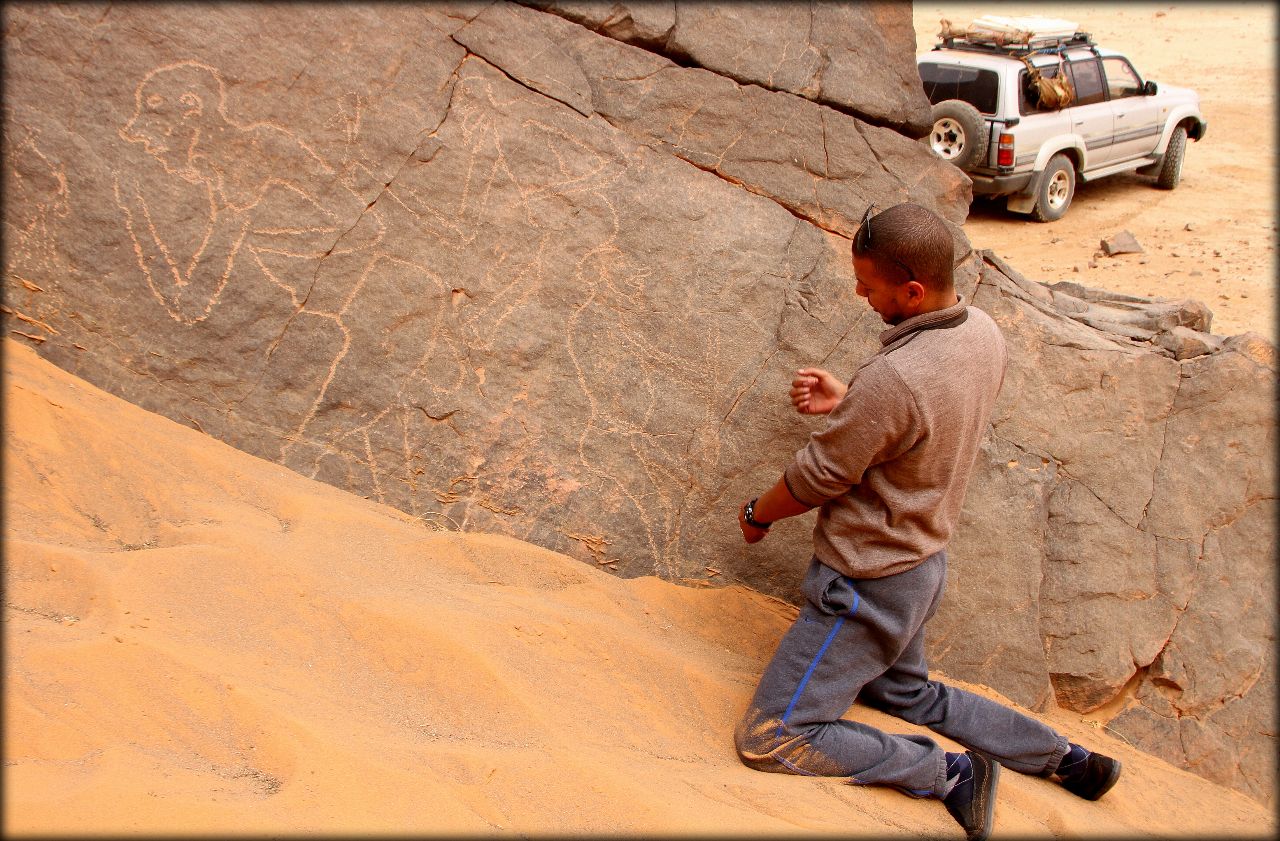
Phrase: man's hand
[
  {"left": 738, "top": 501, "right": 769, "bottom": 544},
  {"left": 790, "top": 368, "right": 847, "bottom": 415}
]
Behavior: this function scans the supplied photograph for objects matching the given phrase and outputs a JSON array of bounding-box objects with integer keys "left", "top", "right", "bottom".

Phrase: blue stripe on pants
[{"left": 776, "top": 588, "right": 860, "bottom": 738}]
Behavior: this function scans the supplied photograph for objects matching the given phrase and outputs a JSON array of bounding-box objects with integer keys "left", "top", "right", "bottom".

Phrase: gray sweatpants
[{"left": 735, "top": 553, "right": 1069, "bottom": 798}]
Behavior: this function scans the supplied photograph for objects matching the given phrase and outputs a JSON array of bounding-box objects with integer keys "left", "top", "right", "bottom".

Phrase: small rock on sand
[{"left": 1101, "top": 231, "right": 1144, "bottom": 256}]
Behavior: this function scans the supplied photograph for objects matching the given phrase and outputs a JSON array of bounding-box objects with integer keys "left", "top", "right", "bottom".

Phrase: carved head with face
[{"left": 120, "top": 61, "right": 225, "bottom": 176}]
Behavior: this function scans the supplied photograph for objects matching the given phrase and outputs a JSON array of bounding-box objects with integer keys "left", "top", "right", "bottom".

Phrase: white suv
[{"left": 917, "top": 30, "right": 1207, "bottom": 221}]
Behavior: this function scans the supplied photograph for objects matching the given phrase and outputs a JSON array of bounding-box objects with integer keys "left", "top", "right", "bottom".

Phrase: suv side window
[
  {"left": 1066, "top": 57, "right": 1106, "bottom": 106},
  {"left": 1102, "top": 57, "right": 1143, "bottom": 98},
  {"left": 918, "top": 62, "right": 1000, "bottom": 114}
]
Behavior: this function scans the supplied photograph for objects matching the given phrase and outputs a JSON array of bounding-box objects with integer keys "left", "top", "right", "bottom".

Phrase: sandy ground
[
  {"left": 913, "top": 2, "right": 1276, "bottom": 340},
  {"left": 5, "top": 336, "right": 1274, "bottom": 835}
]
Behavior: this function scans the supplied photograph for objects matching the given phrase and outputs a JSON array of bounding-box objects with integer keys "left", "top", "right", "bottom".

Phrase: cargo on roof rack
[{"left": 935, "top": 15, "right": 1094, "bottom": 55}]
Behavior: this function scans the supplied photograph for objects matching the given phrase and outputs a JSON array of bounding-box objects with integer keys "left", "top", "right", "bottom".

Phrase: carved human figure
[
  {"left": 115, "top": 60, "right": 379, "bottom": 324},
  {"left": 4, "top": 122, "right": 71, "bottom": 281}
]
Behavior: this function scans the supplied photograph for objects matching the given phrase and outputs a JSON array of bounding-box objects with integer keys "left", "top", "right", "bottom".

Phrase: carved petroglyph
[
  {"left": 114, "top": 61, "right": 381, "bottom": 324},
  {"left": 4, "top": 121, "right": 71, "bottom": 288},
  {"left": 216, "top": 57, "right": 748, "bottom": 578},
  {"left": 325, "top": 92, "right": 364, "bottom": 147},
  {"left": 119, "top": 61, "right": 334, "bottom": 207},
  {"left": 444, "top": 65, "right": 725, "bottom": 575},
  {"left": 236, "top": 60, "right": 579, "bottom": 523},
  {"left": 95, "top": 46, "right": 836, "bottom": 582},
  {"left": 97, "top": 48, "right": 802, "bottom": 576},
  {"left": 277, "top": 253, "right": 466, "bottom": 472}
]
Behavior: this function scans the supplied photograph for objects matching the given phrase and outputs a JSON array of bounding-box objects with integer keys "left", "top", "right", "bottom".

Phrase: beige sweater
[{"left": 783, "top": 298, "right": 1007, "bottom": 578}]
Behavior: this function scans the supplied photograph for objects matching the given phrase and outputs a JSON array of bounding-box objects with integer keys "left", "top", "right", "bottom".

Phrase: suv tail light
[{"left": 997, "top": 133, "right": 1015, "bottom": 167}]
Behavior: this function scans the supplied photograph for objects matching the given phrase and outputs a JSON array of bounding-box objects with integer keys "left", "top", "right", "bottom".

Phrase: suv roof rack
[{"left": 935, "top": 31, "right": 1095, "bottom": 57}]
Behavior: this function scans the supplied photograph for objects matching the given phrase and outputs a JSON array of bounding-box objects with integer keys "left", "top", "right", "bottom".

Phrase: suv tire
[
  {"left": 1156, "top": 126, "right": 1187, "bottom": 189},
  {"left": 1030, "top": 154, "right": 1075, "bottom": 222},
  {"left": 928, "top": 100, "right": 989, "bottom": 170}
]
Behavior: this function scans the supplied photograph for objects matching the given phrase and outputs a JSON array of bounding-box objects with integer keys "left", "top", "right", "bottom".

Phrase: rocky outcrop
[
  {"left": 3, "top": 1, "right": 1273, "bottom": 804},
  {"left": 937, "top": 255, "right": 1275, "bottom": 802},
  {"left": 522, "top": 0, "right": 934, "bottom": 137}
]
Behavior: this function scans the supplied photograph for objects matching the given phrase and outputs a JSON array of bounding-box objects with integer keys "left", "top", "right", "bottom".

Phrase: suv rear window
[{"left": 918, "top": 62, "right": 1000, "bottom": 114}]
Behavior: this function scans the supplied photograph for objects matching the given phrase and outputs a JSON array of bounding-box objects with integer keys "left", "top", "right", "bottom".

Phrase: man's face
[{"left": 852, "top": 253, "right": 913, "bottom": 325}]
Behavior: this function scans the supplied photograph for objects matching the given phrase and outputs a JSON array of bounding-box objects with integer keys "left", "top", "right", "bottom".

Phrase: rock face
[
  {"left": 3, "top": 1, "right": 1274, "bottom": 805},
  {"left": 458, "top": 2, "right": 971, "bottom": 240},
  {"left": 522, "top": 0, "right": 935, "bottom": 137}
]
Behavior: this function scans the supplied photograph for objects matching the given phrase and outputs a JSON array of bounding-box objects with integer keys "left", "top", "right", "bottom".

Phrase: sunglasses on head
[{"left": 853, "top": 204, "right": 916, "bottom": 283}]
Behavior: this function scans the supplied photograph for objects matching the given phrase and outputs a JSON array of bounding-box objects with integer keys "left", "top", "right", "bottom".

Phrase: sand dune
[{"left": 4, "top": 337, "right": 1272, "bottom": 836}]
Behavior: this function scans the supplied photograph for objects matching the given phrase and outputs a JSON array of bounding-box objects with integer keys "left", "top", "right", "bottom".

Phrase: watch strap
[{"left": 745, "top": 498, "right": 773, "bottom": 530}]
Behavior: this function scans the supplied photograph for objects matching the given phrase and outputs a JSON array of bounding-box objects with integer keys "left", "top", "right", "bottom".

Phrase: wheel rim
[
  {"left": 1046, "top": 169, "right": 1071, "bottom": 209},
  {"left": 931, "top": 118, "right": 965, "bottom": 160}
]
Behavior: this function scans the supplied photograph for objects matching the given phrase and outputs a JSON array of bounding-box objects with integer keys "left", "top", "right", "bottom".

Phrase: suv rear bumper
[{"left": 970, "top": 171, "right": 1034, "bottom": 196}]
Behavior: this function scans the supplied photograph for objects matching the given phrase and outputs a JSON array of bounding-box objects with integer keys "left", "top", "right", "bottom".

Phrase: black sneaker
[
  {"left": 944, "top": 751, "right": 1001, "bottom": 841},
  {"left": 1061, "top": 751, "right": 1122, "bottom": 801}
]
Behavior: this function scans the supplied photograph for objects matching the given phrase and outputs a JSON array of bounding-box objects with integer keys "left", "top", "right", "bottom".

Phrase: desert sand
[
  {"left": 5, "top": 334, "right": 1274, "bottom": 837},
  {"left": 914, "top": 2, "right": 1276, "bottom": 340}
]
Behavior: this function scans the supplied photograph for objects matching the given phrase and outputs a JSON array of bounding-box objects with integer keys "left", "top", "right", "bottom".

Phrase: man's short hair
[{"left": 851, "top": 202, "right": 955, "bottom": 291}]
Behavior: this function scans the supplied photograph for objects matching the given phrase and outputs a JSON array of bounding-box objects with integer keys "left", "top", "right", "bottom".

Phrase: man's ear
[{"left": 903, "top": 280, "right": 927, "bottom": 304}]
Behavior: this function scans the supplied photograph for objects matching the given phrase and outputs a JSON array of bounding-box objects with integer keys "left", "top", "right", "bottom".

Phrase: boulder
[
  {"left": 2, "top": 1, "right": 889, "bottom": 598},
  {"left": 3, "top": 1, "right": 1273, "bottom": 805},
  {"left": 1024, "top": 273, "right": 1222, "bottom": 356}
]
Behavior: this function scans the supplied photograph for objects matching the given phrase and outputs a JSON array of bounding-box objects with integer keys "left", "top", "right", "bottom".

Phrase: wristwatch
[{"left": 744, "top": 498, "right": 773, "bottom": 530}]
